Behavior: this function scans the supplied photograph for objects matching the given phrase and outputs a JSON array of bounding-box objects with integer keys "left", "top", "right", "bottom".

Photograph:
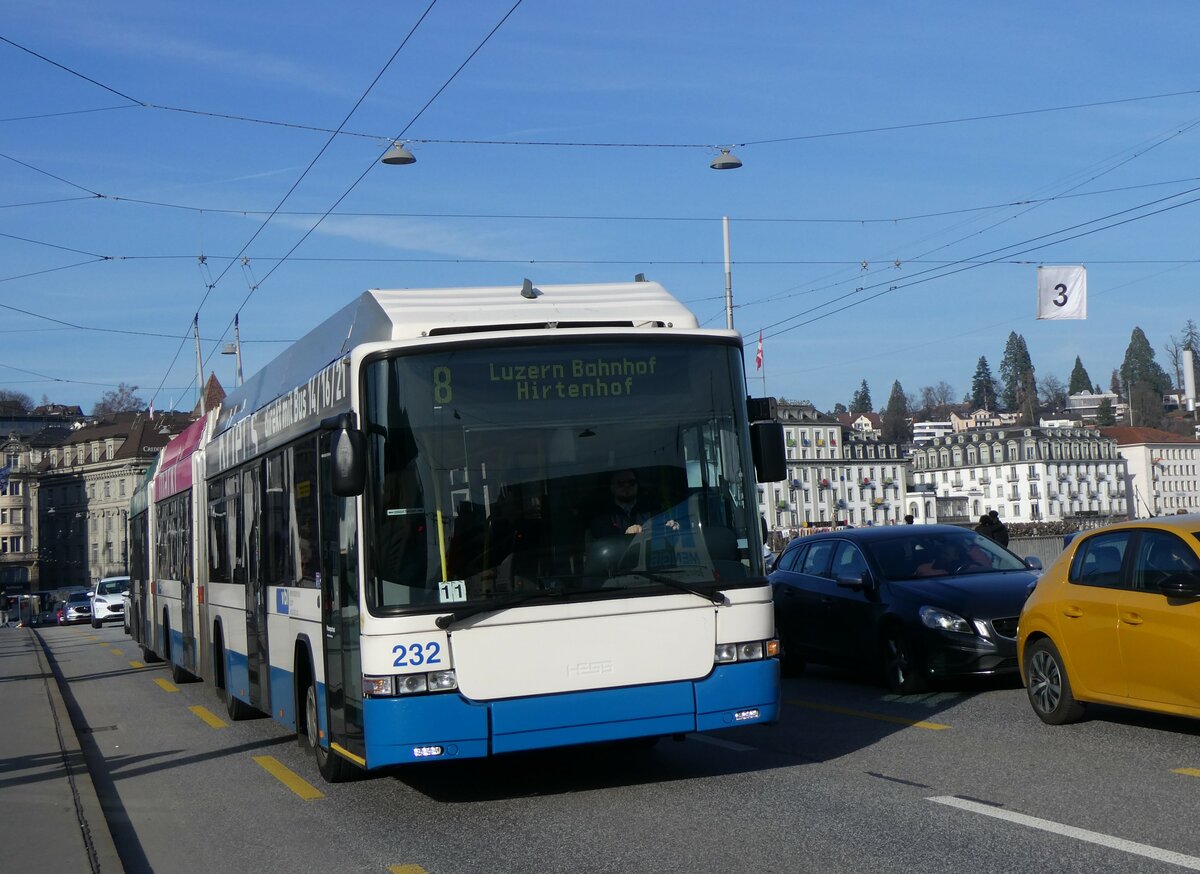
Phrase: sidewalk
[{"left": 0, "top": 625, "right": 124, "bottom": 873}]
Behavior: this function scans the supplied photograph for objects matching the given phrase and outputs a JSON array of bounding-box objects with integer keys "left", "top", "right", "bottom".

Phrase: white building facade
[
  {"left": 759, "top": 404, "right": 909, "bottom": 536},
  {"left": 909, "top": 426, "right": 1131, "bottom": 525},
  {"left": 1100, "top": 426, "right": 1200, "bottom": 517}
]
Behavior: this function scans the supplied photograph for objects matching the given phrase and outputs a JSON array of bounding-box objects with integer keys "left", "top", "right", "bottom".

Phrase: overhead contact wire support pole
[
  {"left": 194, "top": 314, "right": 205, "bottom": 415},
  {"left": 723, "top": 216, "right": 734, "bottom": 330},
  {"left": 234, "top": 314, "right": 244, "bottom": 387}
]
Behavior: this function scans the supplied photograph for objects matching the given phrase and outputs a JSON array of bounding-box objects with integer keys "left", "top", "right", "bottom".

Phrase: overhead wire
[
  {"left": 193, "top": 0, "right": 527, "bottom": 402},
  {"left": 759, "top": 184, "right": 1200, "bottom": 341},
  {"left": 149, "top": 0, "right": 446, "bottom": 410}
]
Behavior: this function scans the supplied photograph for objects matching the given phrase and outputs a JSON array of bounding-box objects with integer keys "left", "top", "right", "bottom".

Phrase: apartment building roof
[{"left": 1099, "top": 426, "right": 1200, "bottom": 446}]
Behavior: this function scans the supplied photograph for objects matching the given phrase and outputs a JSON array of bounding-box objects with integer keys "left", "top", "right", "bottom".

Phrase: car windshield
[
  {"left": 97, "top": 579, "right": 126, "bottom": 595},
  {"left": 67, "top": 593, "right": 89, "bottom": 604},
  {"left": 867, "top": 530, "right": 1028, "bottom": 581}
]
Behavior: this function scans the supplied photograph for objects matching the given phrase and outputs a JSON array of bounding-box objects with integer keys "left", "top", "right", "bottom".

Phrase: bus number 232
[{"left": 392, "top": 642, "right": 442, "bottom": 667}]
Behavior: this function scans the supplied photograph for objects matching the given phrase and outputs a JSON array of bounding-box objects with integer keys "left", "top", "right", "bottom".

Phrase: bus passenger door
[
  {"left": 242, "top": 465, "right": 269, "bottom": 712},
  {"left": 181, "top": 500, "right": 196, "bottom": 672},
  {"left": 319, "top": 435, "right": 364, "bottom": 758}
]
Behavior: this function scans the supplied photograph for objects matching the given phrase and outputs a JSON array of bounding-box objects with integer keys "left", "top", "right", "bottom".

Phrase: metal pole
[
  {"left": 723, "top": 216, "right": 733, "bottom": 330},
  {"left": 234, "top": 314, "right": 244, "bottom": 387},
  {"left": 194, "top": 314, "right": 206, "bottom": 415}
]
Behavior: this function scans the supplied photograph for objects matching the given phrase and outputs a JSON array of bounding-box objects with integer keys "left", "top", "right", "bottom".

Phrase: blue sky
[{"left": 3, "top": 1, "right": 1198, "bottom": 414}]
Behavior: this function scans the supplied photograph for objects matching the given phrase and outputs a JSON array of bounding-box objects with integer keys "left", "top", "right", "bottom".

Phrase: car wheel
[
  {"left": 882, "top": 628, "right": 926, "bottom": 694},
  {"left": 1025, "top": 638, "right": 1086, "bottom": 725}
]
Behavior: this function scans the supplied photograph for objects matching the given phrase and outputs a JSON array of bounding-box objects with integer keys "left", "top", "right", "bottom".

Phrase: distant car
[
  {"left": 1018, "top": 514, "right": 1200, "bottom": 725},
  {"left": 90, "top": 576, "right": 129, "bottom": 628},
  {"left": 56, "top": 604, "right": 65, "bottom": 625},
  {"left": 770, "top": 525, "right": 1040, "bottom": 693},
  {"left": 62, "top": 591, "right": 92, "bottom": 626}
]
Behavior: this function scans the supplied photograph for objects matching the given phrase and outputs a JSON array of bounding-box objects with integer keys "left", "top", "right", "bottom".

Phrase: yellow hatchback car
[{"left": 1018, "top": 514, "right": 1200, "bottom": 725}]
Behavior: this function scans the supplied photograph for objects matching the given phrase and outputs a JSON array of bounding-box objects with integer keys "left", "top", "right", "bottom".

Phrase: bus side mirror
[
  {"left": 323, "top": 414, "right": 366, "bottom": 497},
  {"left": 751, "top": 421, "right": 786, "bottom": 482}
]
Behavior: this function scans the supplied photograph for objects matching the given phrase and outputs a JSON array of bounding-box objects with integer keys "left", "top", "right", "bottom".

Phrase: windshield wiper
[
  {"left": 435, "top": 588, "right": 568, "bottom": 631},
  {"left": 624, "top": 569, "right": 726, "bottom": 605}
]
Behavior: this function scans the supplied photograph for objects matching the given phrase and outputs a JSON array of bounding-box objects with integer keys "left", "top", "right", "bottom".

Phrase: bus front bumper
[{"left": 359, "top": 658, "right": 779, "bottom": 766}]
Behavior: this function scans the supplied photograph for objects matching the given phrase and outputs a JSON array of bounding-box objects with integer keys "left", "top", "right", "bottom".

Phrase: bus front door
[{"left": 320, "top": 437, "right": 365, "bottom": 760}]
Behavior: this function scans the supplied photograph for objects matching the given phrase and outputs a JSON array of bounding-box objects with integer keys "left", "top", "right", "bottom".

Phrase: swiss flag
[{"left": 755, "top": 331, "right": 763, "bottom": 370}]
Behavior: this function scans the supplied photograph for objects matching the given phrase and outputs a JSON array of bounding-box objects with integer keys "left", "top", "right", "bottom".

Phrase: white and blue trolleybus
[{"left": 138, "top": 280, "right": 787, "bottom": 782}]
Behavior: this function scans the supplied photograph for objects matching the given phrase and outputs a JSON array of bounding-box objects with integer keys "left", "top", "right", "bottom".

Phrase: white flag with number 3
[{"left": 1036, "top": 265, "right": 1087, "bottom": 320}]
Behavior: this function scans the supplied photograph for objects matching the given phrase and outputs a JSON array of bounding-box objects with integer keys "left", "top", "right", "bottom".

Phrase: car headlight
[{"left": 918, "top": 606, "right": 972, "bottom": 634}]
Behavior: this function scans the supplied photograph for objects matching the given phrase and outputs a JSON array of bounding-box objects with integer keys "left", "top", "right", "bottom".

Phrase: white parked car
[{"left": 90, "top": 576, "right": 129, "bottom": 629}]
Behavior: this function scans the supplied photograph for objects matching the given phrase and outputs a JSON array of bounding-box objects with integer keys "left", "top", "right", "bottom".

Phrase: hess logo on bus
[{"left": 567, "top": 660, "right": 613, "bottom": 677}]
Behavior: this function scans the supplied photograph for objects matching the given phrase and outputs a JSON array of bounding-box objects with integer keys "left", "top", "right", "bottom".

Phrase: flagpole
[{"left": 756, "top": 330, "right": 767, "bottom": 395}]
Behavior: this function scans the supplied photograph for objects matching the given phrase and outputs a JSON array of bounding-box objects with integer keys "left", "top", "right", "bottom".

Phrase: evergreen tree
[
  {"left": 1120, "top": 327, "right": 1172, "bottom": 427},
  {"left": 831, "top": 402, "right": 848, "bottom": 415},
  {"left": 999, "top": 332, "right": 1037, "bottom": 423},
  {"left": 881, "top": 380, "right": 912, "bottom": 443},
  {"left": 849, "top": 380, "right": 873, "bottom": 415},
  {"left": 1110, "top": 369, "right": 1122, "bottom": 397},
  {"left": 1067, "top": 356, "right": 1092, "bottom": 395},
  {"left": 1094, "top": 397, "right": 1117, "bottom": 426},
  {"left": 970, "top": 356, "right": 998, "bottom": 410}
]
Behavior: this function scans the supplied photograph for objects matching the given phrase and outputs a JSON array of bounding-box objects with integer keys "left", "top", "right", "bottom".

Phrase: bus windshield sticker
[
  {"left": 438, "top": 580, "right": 467, "bottom": 603},
  {"left": 387, "top": 507, "right": 424, "bottom": 517}
]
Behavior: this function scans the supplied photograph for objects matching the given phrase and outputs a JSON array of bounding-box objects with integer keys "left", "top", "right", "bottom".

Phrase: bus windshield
[{"left": 361, "top": 339, "right": 761, "bottom": 615}]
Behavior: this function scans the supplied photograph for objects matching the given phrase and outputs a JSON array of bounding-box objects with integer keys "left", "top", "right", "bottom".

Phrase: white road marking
[{"left": 928, "top": 795, "right": 1200, "bottom": 871}]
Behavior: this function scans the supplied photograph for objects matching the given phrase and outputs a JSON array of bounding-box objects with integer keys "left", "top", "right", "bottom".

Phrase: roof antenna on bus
[{"left": 520, "top": 278, "right": 540, "bottom": 299}]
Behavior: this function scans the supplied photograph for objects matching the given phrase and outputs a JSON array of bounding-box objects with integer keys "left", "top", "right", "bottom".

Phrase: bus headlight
[
  {"left": 369, "top": 670, "right": 460, "bottom": 697},
  {"left": 427, "top": 670, "right": 459, "bottom": 692},
  {"left": 715, "top": 639, "right": 779, "bottom": 663},
  {"left": 397, "top": 674, "right": 428, "bottom": 695}
]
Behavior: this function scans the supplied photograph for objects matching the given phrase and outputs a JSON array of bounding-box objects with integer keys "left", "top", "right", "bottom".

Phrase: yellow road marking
[
  {"left": 109, "top": 648, "right": 123, "bottom": 655},
  {"left": 1173, "top": 768, "right": 1200, "bottom": 778},
  {"left": 252, "top": 755, "right": 324, "bottom": 800},
  {"left": 87, "top": 635, "right": 98, "bottom": 641},
  {"left": 787, "top": 698, "right": 950, "bottom": 730},
  {"left": 129, "top": 660, "right": 145, "bottom": 669},
  {"left": 154, "top": 678, "right": 179, "bottom": 693},
  {"left": 389, "top": 866, "right": 429, "bottom": 874},
  {"left": 189, "top": 705, "right": 228, "bottom": 729}
]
